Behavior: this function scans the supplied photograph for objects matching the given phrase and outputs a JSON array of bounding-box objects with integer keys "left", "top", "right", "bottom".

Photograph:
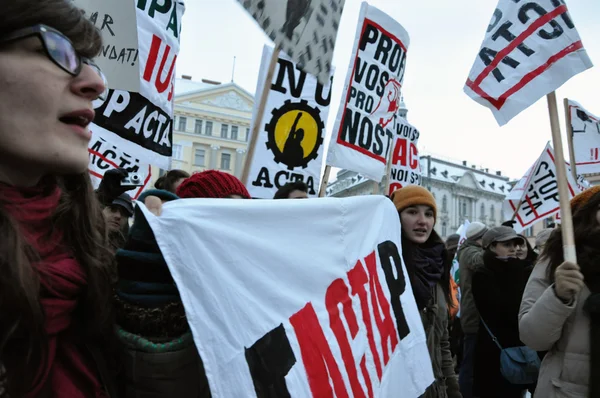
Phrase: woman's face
[
  {"left": 516, "top": 242, "right": 528, "bottom": 260},
  {"left": 0, "top": 34, "right": 105, "bottom": 186},
  {"left": 491, "top": 240, "right": 518, "bottom": 258},
  {"left": 400, "top": 205, "right": 435, "bottom": 244}
]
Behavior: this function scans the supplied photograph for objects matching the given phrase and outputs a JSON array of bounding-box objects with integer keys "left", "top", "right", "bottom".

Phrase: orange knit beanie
[{"left": 390, "top": 185, "right": 437, "bottom": 221}]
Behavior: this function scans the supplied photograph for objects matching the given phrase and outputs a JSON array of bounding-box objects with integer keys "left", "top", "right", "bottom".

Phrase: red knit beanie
[{"left": 176, "top": 170, "right": 251, "bottom": 199}]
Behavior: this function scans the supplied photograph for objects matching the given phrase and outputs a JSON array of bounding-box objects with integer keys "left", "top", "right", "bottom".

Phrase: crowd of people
[{"left": 0, "top": 1, "right": 597, "bottom": 397}]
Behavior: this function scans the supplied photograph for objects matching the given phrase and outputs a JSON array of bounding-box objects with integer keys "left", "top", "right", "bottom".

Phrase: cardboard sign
[
  {"left": 464, "top": 0, "right": 592, "bottom": 126},
  {"left": 88, "top": 135, "right": 151, "bottom": 199},
  {"left": 248, "top": 46, "right": 334, "bottom": 198},
  {"left": 503, "top": 143, "right": 580, "bottom": 232},
  {"left": 88, "top": 0, "right": 185, "bottom": 175},
  {"left": 387, "top": 118, "right": 421, "bottom": 195},
  {"left": 141, "top": 196, "right": 434, "bottom": 397},
  {"left": 568, "top": 100, "right": 600, "bottom": 174},
  {"left": 73, "top": 0, "right": 140, "bottom": 92},
  {"left": 237, "top": 0, "right": 345, "bottom": 86},
  {"left": 326, "top": 3, "right": 410, "bottom": 181}
]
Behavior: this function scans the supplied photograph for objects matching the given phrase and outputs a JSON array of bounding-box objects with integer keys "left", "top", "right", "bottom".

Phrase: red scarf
[{"left": 0, "top": 182, "right": 106, "bottom": 397}]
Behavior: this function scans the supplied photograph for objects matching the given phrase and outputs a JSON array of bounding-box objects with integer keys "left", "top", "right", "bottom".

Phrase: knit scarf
[
  {"left": 0, "top": 181, "right": 106, "bottom": 398},
  {"left": 407, "top": 241, "right": 445, "bottom": 310},
  {"left": 577, "top": 232, "right": 600, "bottom": 398}
]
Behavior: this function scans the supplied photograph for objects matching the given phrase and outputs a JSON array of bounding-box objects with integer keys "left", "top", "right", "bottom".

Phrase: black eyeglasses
[{"left": 1, "top": 24, "right": 108, "bottom": 100}]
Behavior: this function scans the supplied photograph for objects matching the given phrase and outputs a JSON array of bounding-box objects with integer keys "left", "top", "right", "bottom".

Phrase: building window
[
  {"left": 442, "top": 195, "right": 448, "bottom": 212},
  {"left": 462, "top": 202, "right": 467, "bottom": 216},
  {"left": 490, "top": 205, "right": 496, "bottom": 220},
  {"left": 442, "top": 222, "right": 447, "bottom": 237},
  {"left": 231, "top": 126, "right": 238, "bottom": 141},
  {"left": 194, "top": 119, "right": 203, "bottom": 134},
  {"left": 178, "top": 116, "right": 187, "bottom": 132},
  {"left": 246, "top": 127, "right": 250, "bottom": 141},
  {"left": 480, "top": 203, "right": 485, "bottom": 219},
  {"left": 221, "top": 124, "right": 229, "bottom": 138},
  {"left": 221, "top": 153, "right": 231, "bottom": 170},
  {"left": 194, "top": 148, "right": 205, "bottom": 166},
  {"left": 205, "top": 121, "right": 213, "bottom": 135},
  {"left": 172, "top": 144, "right": 183, "bottom": 160}
]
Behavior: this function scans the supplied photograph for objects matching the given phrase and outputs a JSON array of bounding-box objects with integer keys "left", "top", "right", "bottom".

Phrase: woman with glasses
[{"left": 0, "top": 1, "right": 116, "bottom": 397}]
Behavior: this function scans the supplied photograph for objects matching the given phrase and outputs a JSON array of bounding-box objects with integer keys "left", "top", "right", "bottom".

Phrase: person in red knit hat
[{"left": 176, "top": 170, "right": 251, "bottom": 199}]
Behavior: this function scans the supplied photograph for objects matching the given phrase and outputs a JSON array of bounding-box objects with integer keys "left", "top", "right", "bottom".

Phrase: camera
[{"left": 120, "top": 172, "right": 144, "bottom": 187}]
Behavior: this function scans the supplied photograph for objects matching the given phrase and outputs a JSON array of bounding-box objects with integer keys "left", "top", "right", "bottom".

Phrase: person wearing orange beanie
[{"left": 390, "top": 186, "right": 461, "bottom": 398}]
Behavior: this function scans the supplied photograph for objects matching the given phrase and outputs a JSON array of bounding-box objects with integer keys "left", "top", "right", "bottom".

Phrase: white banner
[
  {"left": 464, "top": 0, "right": 592, "bottom": 126},
  {"left": 326, "top": 2, "right": 410, "bottom": 181},
  {"left": 88, "top": 0, "right": 185, "bottom": 171},
  {"left": 248, "top": 46, "right": 333, "bottom": 198},
  {"left": 141, "top": 196, "right": 434, "bottom": 397},
  {"left": 503, "top": 143, "right": 580, "bottom": 232},
  {"left": 568, "top": 100, "right": 600, "bottom": 174},
  {"left": 73, "top": 0, "right": 140, "bottom": 92},
  {"left": 237, "top": 0, "right": 345, "bottom": 86},
  {"left": 387, "top": 118, "right": 421, "bottom": 195}
]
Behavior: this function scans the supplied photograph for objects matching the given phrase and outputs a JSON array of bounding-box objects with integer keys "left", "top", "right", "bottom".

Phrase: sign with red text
[
  {"left": 503, "top": 143, "right": 580, "bottom": 232},
  {"left": 326, "top": 3, "right": 410, "bottom": 181},
  {"left": 568, "top": 100, "right": 600, "bottom": 174},
  {"left": 387, "top": 118, "right": 421, "bottom": 195},
  {"left": 142, "top": 196, "right": 434, "bottom": 398},
  {"left": 237, "top": 0, "right": 345, "bottom": 86},
  {"left": 72, "top": 0, "right": 140, "bottom": 92},
  {"left": 464, "top": 0, "right": 592, "bottom": 126},
  {"left": 248, "top": 46, "right": 334, "bottom": 198},
  {"left": 88, "top": 0, "right": 185, "bottom": 174}
]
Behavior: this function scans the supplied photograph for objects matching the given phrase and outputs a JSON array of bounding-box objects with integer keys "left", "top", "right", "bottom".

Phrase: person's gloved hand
[
  {"left": 97, "top": 168, "right": 130, "bottom": 205},
  {"left": 501, "top": 220, "right": 517, "bottom": 228}
]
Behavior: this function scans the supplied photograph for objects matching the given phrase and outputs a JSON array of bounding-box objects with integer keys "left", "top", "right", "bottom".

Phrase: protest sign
[
  {"left": 73, "top": 0, "right": 140, "bottom": 92},
  {"left": 327, "top": 3, "right": 410, "bottom": 181},
  {"left": 450, "top": 220, "right": 470, "bottom": 286},
  {"left": 236, "top": 0, "right": 345, "bottom": 86},
  {"left": 88, "top": 135, "right": 151, "bottom": 199},
  {"left": 503, "top": 143, "right": 580, "bottom": 232},
  {"left": 387, "top": 117, "right": 421, "bottom": 195},
  {"left": 141, "top": 196, "right": 434, "bottom": 397},
  {"left": 88, "top": 0, "right": 185, "bottom": 178},
  {"left": 567, "top": 100, "right": 600, "bottom": 174},
  {"left": 464, "top": 0, "right": 592, "bottom": 126},
  {"left": 248, "top": 46, "right": 333, "bottom": 198}
]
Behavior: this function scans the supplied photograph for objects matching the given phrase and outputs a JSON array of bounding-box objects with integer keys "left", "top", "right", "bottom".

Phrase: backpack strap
[{"left": 480, "top": 317, "right": 504, "bottom": 351}]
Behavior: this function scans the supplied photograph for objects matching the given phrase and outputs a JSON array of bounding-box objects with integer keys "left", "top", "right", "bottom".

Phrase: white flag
[
  {"left": 503, "top": 143, "right": 580, "bottom": 232},
  {"left": 464, "top": 0, "right": 592, "bottom": 126},
  {"left": 387, "top": 117, "right": 422, "bottom": 196},
  {"left": 141, "top": 196, "right": 434, "bottom": 397},
  {"left": 568, "top": 100, "right": 600, "bottom": 174},
  {"left": 326, "top": 2, "right": 410, "bottom": 181},
  {"left": 236, "top": 0, "right": 345, "bottom": 86}
]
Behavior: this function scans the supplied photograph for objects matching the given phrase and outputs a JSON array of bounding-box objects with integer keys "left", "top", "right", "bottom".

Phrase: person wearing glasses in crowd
[{"left": 0, "top": 1, "right": 117, "bottom": 397}]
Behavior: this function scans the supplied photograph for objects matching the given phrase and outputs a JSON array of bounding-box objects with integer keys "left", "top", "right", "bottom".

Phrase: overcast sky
[{"left": 176, "top": 0, "right": 600, "bottom": 181}]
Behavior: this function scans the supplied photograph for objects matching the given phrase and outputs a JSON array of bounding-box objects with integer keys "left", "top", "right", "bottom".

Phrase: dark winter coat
[
  {"left": 457, "top": 240, "right": 485, "bottom": 334},
  {"left": 472, "top": 251, "right": 535, "bottom": 398}
]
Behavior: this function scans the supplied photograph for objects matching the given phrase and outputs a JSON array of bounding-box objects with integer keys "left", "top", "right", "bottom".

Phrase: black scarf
[
  {"left": 406, "top": 241, "right": 445, "bottom": 310},
  {"left": 577, "top": 232, "right": 600, "bottom": 398}
]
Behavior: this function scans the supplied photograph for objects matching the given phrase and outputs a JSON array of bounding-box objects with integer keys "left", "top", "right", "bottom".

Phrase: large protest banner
[
  {"left": 73, "top": 0, "right": 140, "bottom": 92},
  {"left": 248, "top": 46, "right": 334, "bottom": 198},
  {"left": 464, "top": 0, "right": 593, "bottom": 126},
  {"left": 87, "top": 0, "right": 185, "bottom": 187},
  {"left": 387, "top": 117, "right": 421, "bottom": 195},
  {"left": 236, "top": 0, "right": 345, "bottom": 86},
  {"left": 503, "top": 143, "right": 580, "bottom": 232},
  {"left": 141, "top": 196, "right": 434, "bottom": 397},
  {"left": 327, "top": 3, "right": 410, "bottom": 181},
  {"left": 567, "top": 100, "right": 600, "bottom": 174}
]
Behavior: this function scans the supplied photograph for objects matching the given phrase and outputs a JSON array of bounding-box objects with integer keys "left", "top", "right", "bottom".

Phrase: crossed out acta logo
[{"left": 265, "top": 99, "right": 324, "bottom": 170}]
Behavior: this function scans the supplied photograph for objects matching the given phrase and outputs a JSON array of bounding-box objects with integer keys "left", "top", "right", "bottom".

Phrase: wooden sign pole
[
  {"left": 241, "top": 47, "right": 281, "bottom": 186},
  {"left": 563, "top": 98, "right": 579, "bottom": 183},
  {"left": 547, "top": 92, "right": 577, "bottom": 263},
  {"left": 318, "top": 165, "right": 332, "bottom": 197}
]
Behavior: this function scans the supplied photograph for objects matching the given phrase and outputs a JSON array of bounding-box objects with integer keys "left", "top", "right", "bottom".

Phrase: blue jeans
[{"left": 459, "top": 333, "right": 477, "bottom": 398}]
